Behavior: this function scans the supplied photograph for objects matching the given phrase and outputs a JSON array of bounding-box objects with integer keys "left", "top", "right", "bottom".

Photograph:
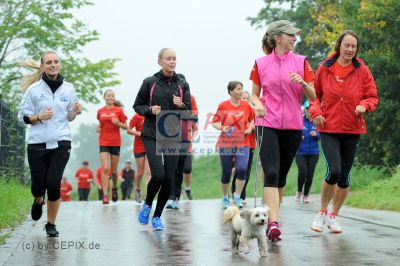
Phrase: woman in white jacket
[{"left": 19, "top": 51, "right": 82, "bottom": 237}]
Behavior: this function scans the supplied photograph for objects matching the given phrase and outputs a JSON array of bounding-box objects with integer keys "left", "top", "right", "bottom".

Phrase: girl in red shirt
[
  {"left": 127, "top": 113, "right": 152, "bottom": 203},
  {"left": 97, "top": 90, "right": 128, "bottom": 204},
  {"left": 212, "top": 81, "right": 254, "bottom": 209},
  {"left": 75, "top": 160, "right": 94, "bottom": 201},
  {"left": 60, "top": 177, "right": 73, "bottom": 202}
]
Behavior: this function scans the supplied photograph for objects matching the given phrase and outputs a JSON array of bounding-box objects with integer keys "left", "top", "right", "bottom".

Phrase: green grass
[
  {"left": 346, "top": 167, "right": 400, "bottom": 211},
  {"left": 0, "top": 178, "right": 32, "bottom": 244}
]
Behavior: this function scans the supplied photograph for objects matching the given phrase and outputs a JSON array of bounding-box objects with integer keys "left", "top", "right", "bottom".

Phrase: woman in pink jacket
[{"left": 250, "top": 20, "right": 316, "bottom": 241}]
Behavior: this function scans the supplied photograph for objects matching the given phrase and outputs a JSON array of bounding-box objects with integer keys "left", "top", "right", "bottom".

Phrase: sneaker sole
[
  {"left": 153, "top": 227, "right": 164, "bottom": 231},
  {"left": 327, "top": 226, "right": 342, "bottom": 234},
  {"left": 310, "top": 226, "right": 323, "bottom": 233}
]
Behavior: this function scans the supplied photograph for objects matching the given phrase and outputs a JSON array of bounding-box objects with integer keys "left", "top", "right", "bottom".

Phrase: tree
[
  {"left": 0, "top": 0, "right": 120, "bottom": 107},
  {"left": 248, "top": 0, "right": 400, "bottom": 167}
]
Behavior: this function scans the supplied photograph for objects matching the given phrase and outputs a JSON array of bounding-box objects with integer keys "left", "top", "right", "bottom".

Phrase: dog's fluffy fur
[{"left": 223, "top": 205, "right": 268, "bottom": 257}]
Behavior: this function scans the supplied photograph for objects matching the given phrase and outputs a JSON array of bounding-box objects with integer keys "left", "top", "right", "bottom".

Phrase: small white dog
[{"left": 223, "top": 205, "right": 269, "bottom": 257}]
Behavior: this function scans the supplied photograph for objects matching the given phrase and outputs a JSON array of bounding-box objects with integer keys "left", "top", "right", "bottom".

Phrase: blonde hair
[
  {"left": 158, "top": 48, "right": 174, "bottom": 60},
  {"left": 20, "top": 51, "right": 59, "bottom": 91}
]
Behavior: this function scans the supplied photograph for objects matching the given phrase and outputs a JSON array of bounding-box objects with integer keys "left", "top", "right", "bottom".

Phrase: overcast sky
[{"left": 68, "top": 0, "right": 267, "bottom": 154}]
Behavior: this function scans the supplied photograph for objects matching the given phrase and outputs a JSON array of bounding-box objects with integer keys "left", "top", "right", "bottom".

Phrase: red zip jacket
[{"left": 310, "top": 54, "right": 378, "bottom": 134}]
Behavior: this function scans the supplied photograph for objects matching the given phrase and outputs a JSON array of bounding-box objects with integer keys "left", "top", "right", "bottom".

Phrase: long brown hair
[
  {"left": 334, "top": 30, "right": 360, "bottom": 57},
  {"left": 20, "top": 51, "right": 58, "bottom": 91}
]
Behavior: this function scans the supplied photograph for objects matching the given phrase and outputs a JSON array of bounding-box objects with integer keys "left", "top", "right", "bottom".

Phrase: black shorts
[
  {"left": 99, "top": 146, "right": 120, "bottom": 156},
  {"left": 134, "top": 152, "right": 146, "bottom": 158}
]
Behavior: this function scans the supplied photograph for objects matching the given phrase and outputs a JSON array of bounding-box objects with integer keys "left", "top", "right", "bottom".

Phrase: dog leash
[{"left": 254, "top": 116, "right": 264, "bottom": 208}]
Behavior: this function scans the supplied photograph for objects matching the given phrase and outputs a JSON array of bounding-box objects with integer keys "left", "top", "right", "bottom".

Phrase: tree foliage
[
  {"left": 248, "top": 0, "right": 400, "bottom": 166},
  {"left": 0, "top": 0, "right": 120, "bottom": 107}
]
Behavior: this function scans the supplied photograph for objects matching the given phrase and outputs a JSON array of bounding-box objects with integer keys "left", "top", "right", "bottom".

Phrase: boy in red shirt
[
  {"left": 75, "top": 160, "right": 94, "bottom": 201},
  {"left": 60, "top": 177, "right": 73, "bottom": 202}
]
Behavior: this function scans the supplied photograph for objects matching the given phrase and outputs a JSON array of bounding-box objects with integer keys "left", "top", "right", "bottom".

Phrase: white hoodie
[{"left": 19, "top": 78, "right": 78, "bottom": 149}]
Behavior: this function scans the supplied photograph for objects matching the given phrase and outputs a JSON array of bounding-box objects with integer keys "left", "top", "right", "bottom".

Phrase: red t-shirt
[
  {"left": 247, "top": 107, "right": 256, "bottom": 149},
  {"left": 332, "top": 61, "right": 355, "bottom": 83},
  {"left": 250, "top": 59, "right": 315, "bottom": 85},
  {"left": 60, "top": 182, "right": 73, "bottom": 201},
  {"left": 129, "top": 114, "right": 145, "bottom": 154},
  {"left": 97, "top": 106, "right": 127, "bottom": 146},
  {"left": 191, "top": 95, "right": 198, "bottom": 116},
  {"left": 96, "top": 167, "right": 111, "bottom": 187},
  {"left": 75, "top": 168, "right": 94, "bottom": 189},
  {"left": 212, "top": 100, "right": 254, "bottom": 148}
]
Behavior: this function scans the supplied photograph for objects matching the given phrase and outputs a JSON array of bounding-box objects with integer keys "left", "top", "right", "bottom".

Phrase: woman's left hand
[
  {"left": 72, "top": 102, "right": 83, "bottom": 115},
  {"left": 289, "top": 72, "right": 306, "bottom": 86},
  {"left": 355, "top": 105, "right": 366, "bottom": 115},
  {"left": 173, "top": 95, "right": 183, "bottom": 108},
  {"left": 111, "top": 117, "right": 120, "bottom": 126}
]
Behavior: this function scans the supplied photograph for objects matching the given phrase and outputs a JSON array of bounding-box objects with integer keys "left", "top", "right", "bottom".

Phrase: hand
[
  {"left": 310, "top": 130, "right": 317, "bottom": 137},
  {"left": 39, "top": 107, "right": 53, "bottom": 120},
  {"left": 355, "top": 105, "right": 366, "bottom": 116},
  {"left": 313, "top": 115, "right": 325, "bottom": 129},
  {"left": 244, "top": 128, "right": 252, "bottom": 135},
  {"left": 221, "top": 126, "right": 231, "bottom": 133},
  {"left": 72, "top": 102, "right": 82, "bottom": 115},
  {"left": 151, "top": 105, "right": 161, "bottom": 115},
  {"left": 96, "top": 125, "right": 100, "bottom": 133},
  {"left": 111, "top": 117, "right": 120, "bottom": 126},
  {"left": 289, "top": 72, "right": 306, "bottom": 86},
  {"left": 173, "top": 95, "right": 183, "bottom": 108},
  {"left": 254, "top": 101, "right": 266, "bottom": 117}
]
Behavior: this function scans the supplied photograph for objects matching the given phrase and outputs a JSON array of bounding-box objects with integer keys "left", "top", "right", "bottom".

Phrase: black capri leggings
[
  {"left": 27, "top": 141, "right": 71, "bottom": 201},
  {"left": 143, "top": 138, "right": 179, "bottom": 217},
  {"left": 320, "top": 133, "right": 360, "bottom": 188},
  {"left": 257, "top": 127, "right": 302, "bottom": 188}
]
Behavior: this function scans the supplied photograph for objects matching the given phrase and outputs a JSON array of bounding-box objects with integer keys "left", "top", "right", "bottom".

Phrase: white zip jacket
[{"left": 19, "top": 78, "right": 78, "bottom": 149}]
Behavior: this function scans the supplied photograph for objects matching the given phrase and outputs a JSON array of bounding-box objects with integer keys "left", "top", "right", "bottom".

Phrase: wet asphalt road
[{"left": 1, "top": 197, "right": 400, "bottom": 266}]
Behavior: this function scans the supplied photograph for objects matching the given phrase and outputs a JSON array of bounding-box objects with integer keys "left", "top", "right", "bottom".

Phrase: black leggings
[
  {"left": 27, "top": 141, "right": 71, "bottom": 201},
  {"left": 257, "top": 127, "right": 302, "bottom": 188},
  {"left": 143, "top": 139, "right": 179, "bottom": 217},
  {"left": 231, "top": 148, "right": 255, "bottom": 200},
  {"left": 295, "top": 154, "right": 319, "bottom": 195},
  {"left": 78, "top": 188, "right": 90, "bottom": 201},
  {"left": 169, "top": 154, "right": 192, "bottom": 200},
  {"left": 320, "top": 133, "right": 360, "bottom": 188}
]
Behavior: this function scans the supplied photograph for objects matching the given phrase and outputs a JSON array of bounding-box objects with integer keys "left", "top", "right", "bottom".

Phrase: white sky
[{"left": 69, "top": 0, "right": 266, "bottom": 153}]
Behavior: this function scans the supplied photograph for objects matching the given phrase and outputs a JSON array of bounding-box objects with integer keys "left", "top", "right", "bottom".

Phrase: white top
[{"left": 18, "top": 78, "right": 78, "bottom": 149}]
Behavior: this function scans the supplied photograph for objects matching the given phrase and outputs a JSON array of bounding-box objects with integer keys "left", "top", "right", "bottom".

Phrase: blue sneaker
[
  {"left": 172, "top": 200, "right": 180, "bottom": 210},
  {"left": 165, "top": 200, "right": 173, "bottom": 209},
  {"left": 152, "top": 217, "right": 165, "bottom": 230},
  {"left": 138, "top": 203, "right": 152, "bottom": 225},
  {"left": 222, "top": 197, "right": 230, "bottom": 209},
  {"left": 233, "top": 194, "right": 243, "bottom": 208}
]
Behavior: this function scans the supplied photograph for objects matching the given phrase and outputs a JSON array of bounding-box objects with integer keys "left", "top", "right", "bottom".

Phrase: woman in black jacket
[{"left": 134, "top": 48, "right": 191, "bottom": 230}]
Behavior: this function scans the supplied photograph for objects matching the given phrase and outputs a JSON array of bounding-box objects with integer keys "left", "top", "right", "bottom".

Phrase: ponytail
[
  {"left": 20, "top": 59, "right": 42, "bottom": 92},
  {"left": 261, "top": 32, "right": 279, "bottom": 55}
]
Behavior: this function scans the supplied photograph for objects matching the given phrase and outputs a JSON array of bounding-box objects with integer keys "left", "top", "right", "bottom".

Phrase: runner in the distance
[{"left": 97, "top": 90, "right": 128, "bottom": 204}]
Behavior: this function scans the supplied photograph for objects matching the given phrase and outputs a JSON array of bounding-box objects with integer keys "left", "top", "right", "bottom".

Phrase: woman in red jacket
[
  {"left": 310, "top": 30, "right": 378, "bottom": 234},
  {"left": 97, "top": 90, "right": 128, "bottom": 204}
]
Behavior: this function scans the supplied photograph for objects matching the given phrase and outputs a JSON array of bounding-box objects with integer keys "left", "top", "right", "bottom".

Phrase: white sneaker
[
  {"left": 310, "top": 210, "right": 327, "bottom": 232},
  {"left": 327, "top": 213, "right": 342, "bottom": 233},
  {"left": 295, "top": 192, "right": 302, "bottom": 202}
]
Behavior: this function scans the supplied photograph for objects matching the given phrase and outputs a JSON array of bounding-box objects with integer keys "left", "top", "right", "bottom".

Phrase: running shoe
[
  {"left": 222, "top": 197, "right": 230, "bottom": 209},
  {"left": 138, "top": 203, "right": 152, "bottom": 225},
  {"left": 172, "top": 200, "right": 180, "bottom": 210},
  {"left": 233, "top": 194, "right": 243, "bottom": 209},
  {"left": 303, "top": 195, "right": 310, "bottom": 203},
  {"left": 44, "top": 222, "right": 59, "bottom": 237},
  {"left": 31, "top": 197, "right": 44, "bottom": 221},
  {"left": 102, "top": 194, "right": 109, "bottom": 205},
  {"left": 327, "top": 212, "right": 342, "bottom": 233},
  {"left": 310, "top": 210, "right": 327, "bottom": 232},
  {"left": 267, "top": 221, "right": 281, "bottom": 241},
  {"left": 111, "top": 187, "right": 118, "bottom": 202},
  {"left": 295, "top": 192, "right": 302, "bottom": 202},
  {"left": 135, "top": 190, "right": 142, "bottom": 203},
  {"left": 185, "top": 189, "right": 193, "bottom": 200},
  {"left": 165, "top": 200, "right": 174, "bottom": 209},
  {"left": 152, "top": 217, "right": 165, "bottom": 231}
]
